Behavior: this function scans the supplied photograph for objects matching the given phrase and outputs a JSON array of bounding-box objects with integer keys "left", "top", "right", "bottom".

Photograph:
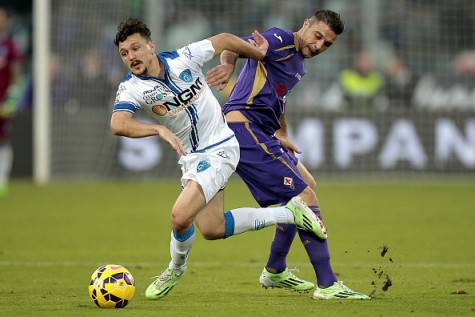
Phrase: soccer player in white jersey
[{"left": 111, "top": 18, "right": 326, "bottom": 300}]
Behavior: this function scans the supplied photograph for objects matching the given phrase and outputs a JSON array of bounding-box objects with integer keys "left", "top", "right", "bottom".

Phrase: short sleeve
[
  {"left": 112, "top": 83, "right": 140, "bottom": 113},
  {"left": 177, "top": 39, "right": 215, "bottom": 69}
]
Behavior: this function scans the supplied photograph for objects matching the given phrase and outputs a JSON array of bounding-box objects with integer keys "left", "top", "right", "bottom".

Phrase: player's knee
[
  {"left": 171, "top": 209, "right": 194, "bottom": 232},
  {"left": 299, "top": 186, "right": 319, "bottom": 206},
  {"left": 306, "top": 177, "right": 317, "bottom": 192}
]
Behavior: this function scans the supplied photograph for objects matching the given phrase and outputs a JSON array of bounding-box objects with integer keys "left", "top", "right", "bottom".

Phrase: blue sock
[
  {"left": 223, "top": 211, "right": 235, "bottom": 238},
  {"left": 173, "top": 224, "right": 195, "bottom": 241}
]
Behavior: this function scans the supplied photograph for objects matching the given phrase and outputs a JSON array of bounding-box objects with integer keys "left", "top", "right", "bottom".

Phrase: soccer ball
[{"left": 88, "top": 264, "right": 135, "bottom": 308}]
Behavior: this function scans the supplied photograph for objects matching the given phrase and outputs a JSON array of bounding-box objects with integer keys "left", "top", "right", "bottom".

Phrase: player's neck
[
  {"left": 293, "top": 31, "right": 302, "bottom": 52},
  {"left": 145, "top": 55, "right": 165, "bottom": 79}
]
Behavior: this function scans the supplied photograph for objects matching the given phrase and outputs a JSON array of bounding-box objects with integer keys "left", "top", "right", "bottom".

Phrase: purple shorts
[{"left": 228, "top": 122, "right": 307, "bottom": 207}]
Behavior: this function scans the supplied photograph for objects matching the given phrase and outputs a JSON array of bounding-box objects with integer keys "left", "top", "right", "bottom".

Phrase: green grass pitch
[{"left": 1, "top": 179, "right": 474, "bottom": 316}]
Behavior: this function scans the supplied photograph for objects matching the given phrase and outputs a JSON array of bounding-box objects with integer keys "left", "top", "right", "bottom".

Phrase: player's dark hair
[
  {"left": 313, "top": 10, "right": 344, "bottom": 35},
  {"left": 114, "top": 18, "right": 152, "bottom": 46}
]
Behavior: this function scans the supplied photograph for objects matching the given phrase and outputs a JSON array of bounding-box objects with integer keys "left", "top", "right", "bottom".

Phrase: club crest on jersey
[
  {"left": 283, "top": 176, "right": 294, "bottom": 189},
  {"left": 275, "top": 83, "right": 288, "bottom": 97},
  {"left": 197, "top": 160, "right": 211, "bottom": 173},
  {"left": 179, "top": 69, "right": 193, "bottom": 83}
]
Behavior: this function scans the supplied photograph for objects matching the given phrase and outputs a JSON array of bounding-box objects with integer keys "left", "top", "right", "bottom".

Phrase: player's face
[
  {"left": 300, "top": 20, "right": 337, "bottom": 59},
  {"left": 118, "top": 33, "right": 156, "bottom": 76}
]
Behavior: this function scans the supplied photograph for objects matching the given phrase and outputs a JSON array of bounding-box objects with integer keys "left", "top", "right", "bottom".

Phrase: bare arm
[
  {"left": 206, "top": 32, "right": 266, "bottom": 90},
  {"left": 205, "top": 50, "right": 238, "bottom": 90},
  {"left": 208, "top": 31, "right": 268, "bottom": 60},
  {"left": 110, "top": 111, "right": 186, "bottom": 156},
  {"left": 275, "top": 108, "right": 301, "bottom": 154}
]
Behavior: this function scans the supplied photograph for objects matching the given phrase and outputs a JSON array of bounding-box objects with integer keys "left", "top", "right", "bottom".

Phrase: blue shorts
[{"left": 228, "top": 122, "right": 308, "bottom": 207}]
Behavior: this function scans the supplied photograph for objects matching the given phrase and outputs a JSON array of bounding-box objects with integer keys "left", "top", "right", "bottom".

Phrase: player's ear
[{"left": 147, "top": 41, "right": 157, "bottom": 52}]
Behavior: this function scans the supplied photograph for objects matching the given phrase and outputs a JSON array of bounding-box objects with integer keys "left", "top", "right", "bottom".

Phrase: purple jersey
[{"left": 223, "top": 27, "right": 305, "bottom": 134}]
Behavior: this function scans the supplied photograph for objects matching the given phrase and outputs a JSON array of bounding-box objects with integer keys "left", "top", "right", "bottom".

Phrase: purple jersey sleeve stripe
[
  {"left": 274, "top": 53, "right": 295, "bottom": 62},
  {"left": 274, "top": 44, "right": 295, "bottom": 52},
  {"left": 113, "top": 102, "right": 138, "bottom": 113}
]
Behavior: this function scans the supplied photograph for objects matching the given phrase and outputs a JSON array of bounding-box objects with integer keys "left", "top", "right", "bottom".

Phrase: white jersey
[{"left": 113, "top": 40, "right": 234, "bottom": 154}]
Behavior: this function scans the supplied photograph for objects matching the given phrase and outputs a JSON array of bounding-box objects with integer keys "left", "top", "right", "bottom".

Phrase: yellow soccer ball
[{"left": 88, "top": 264, "right": 135, "bottom": 308}]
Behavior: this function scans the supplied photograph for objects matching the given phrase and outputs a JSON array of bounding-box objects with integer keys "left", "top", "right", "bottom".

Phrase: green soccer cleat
[
  {"left": 313, "top": 281, "right": 371, "bottom": 300},
  {"left": 145, "top": 268, "right": 184, "bottom": 300},
  {"left": 286, "top": 196, "right": 328, "bottom": 239},
  {"left": 259, "top": 267, "right": 315, "bottom": 292}
]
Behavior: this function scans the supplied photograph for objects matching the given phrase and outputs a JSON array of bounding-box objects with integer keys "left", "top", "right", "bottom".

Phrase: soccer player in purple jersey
[{"left": 206, "top": 10, "right": 370, "bottom": 299}]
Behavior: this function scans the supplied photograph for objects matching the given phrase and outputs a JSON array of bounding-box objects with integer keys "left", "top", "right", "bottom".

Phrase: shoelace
[
  {"left": 287, "top": 267, "right": 303, "bottom": 280},
  {"left": 151, "top": 270, "right": 172, "bottom": 284},
  {"left": 335, "top": 281, "right": 359, "bottom": 294}
]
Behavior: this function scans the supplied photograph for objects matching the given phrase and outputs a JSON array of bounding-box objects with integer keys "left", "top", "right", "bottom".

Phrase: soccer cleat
[
  {"left": 313, "top": 281, "right": 371, "bottom": 300},
  {"left": 145, "top": 268, "right": 183, "bottom": 300},
  {"left": 286, "top": 196, "right": 327, "bottom": 239},
  {"left": 259, "top": 267, "right": 315, "bottom": 292}
]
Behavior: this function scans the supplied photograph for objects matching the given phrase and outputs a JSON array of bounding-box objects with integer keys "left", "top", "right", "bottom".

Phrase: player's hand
[
  {"left": 206, "top": 63, "right": 235, "bottom": 91},
  {"left": 276, "top": 134, "right": 302, "bottom": 155},
  {"left": 251, "top": 30, "right": 269, "bottom": 60},
  {"left": 157, "top": 125, "right": 186, "bottom": 156}
]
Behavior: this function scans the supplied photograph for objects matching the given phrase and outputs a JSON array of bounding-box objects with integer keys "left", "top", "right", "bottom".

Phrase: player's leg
[
  {"left": 274, "top": 161, "right": 369, "bottom": 299},
  {"left": 227, "top": 123, "right": 318, "bottom": 291},
  {"left": 295, "top": 162, "right": 369, "bottom": 299},
  {"left": 192, "top": 148, "right": 319, "bottom": 240},
  {"left": 0, "top": 142, "right": 13, "bottom": 197},
  {"left": 294, "top": 161, "right": 338, "bottom": 289},
  {"left": 194, "top": 190, "right": 314, "bottom": 240},
  {"left": 0, "top": 119, "right": 13, "bottom": 197},
  {"left": 145, "top": 180, "right": 206, "bottom": 300}
]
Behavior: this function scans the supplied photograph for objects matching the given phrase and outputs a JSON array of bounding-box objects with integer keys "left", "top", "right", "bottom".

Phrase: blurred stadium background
[
  {"left": 5, "top": 0, "right": 475, "bottom": 181},
  {"left": 2, "top": 1, "right": 475, "bottom": 315}
]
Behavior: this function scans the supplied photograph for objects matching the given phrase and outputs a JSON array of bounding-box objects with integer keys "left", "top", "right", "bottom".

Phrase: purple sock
[
  {"left": 265, "top": 224, "right": 297, "bottom": 273},
  {"left": 297, "top": 206, "right": 337, "bottom": 288}
]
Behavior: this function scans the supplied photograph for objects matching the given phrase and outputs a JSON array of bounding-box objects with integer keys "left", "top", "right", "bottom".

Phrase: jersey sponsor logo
[
  {"left": 162, "top": 77, "right": 203, "bottom": 112},
  {"left": 179, "top": 69, "right": 193, "bottom": 83},
  {"left": 152, "top": 104, "right": 168, "bottom": 116},
  {"left": 150, "top": 78, "right": 204, "bottom": 117},
  {"left": 143, "top": 85, "right": 170, "bottom": 105},
  {"left": 273, "top": 33, "right": 283, "bottom": 43},
  {"left": 283, "top": 176, "right": 294, "bottom": 189},
  {"left": 197, "top": 160, "right": 211, "bottom": 172}
]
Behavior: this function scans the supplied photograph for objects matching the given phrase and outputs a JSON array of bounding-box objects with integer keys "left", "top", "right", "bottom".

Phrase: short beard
[{"left": 132, "top": 67, "right": 147, "bottom": 76}]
